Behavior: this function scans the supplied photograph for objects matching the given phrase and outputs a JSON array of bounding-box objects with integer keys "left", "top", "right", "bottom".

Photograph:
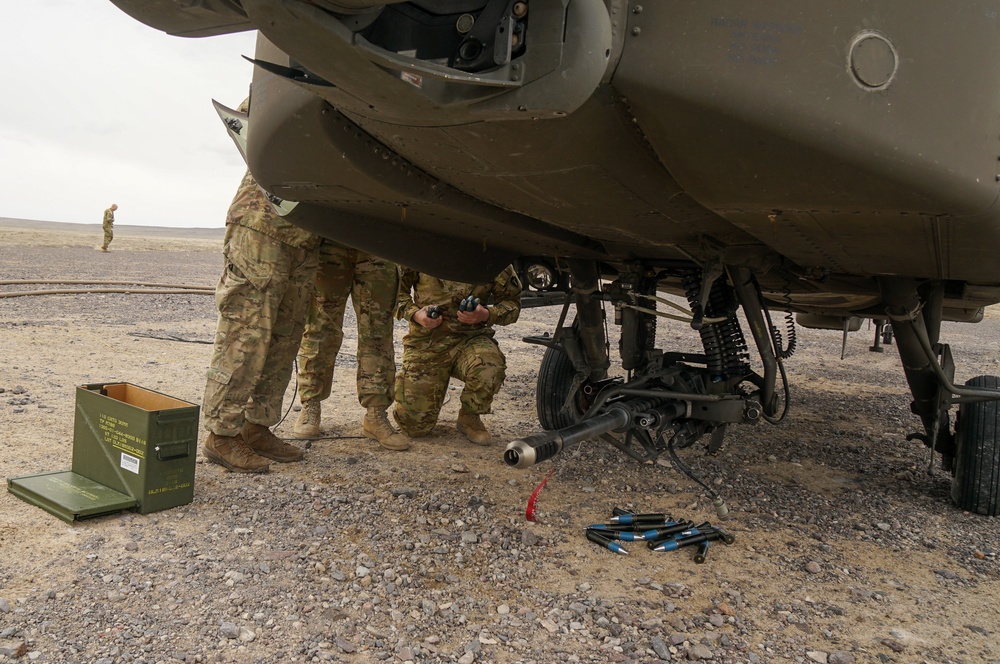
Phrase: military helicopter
[{"left": 108, "top": 0, "right": 1000, "bottom": 516}]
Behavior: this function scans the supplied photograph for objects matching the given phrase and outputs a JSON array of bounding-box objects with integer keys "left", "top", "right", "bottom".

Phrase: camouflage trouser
[
  {"left": 102, "top": 228, "right": 113, "bottom": 249},
  {"left": 202, "top": 224, "right": 319, "bottom": 436},
  {"left": 394, "top": 331, "right": 506, "bottom": 437},
  {"left": 296, "top": 242, "right": 398, "bottom": 409}
]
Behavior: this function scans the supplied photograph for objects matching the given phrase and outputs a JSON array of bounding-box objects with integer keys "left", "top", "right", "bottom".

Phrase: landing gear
[
  {"left": 881, "top": 277, "right": 1000, "bottom": 516},
  {"left": 514, "top": 262, "right": 775, "bottom": 468},
  {"left": 952, "top": 376, "right": 1000, "bottom": 516}
]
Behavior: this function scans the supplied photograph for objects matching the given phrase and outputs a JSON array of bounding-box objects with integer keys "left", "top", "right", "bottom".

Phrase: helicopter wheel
[
  {"left": 952, "top": 375, "right": 1000, "bottom": 516},
  {"left": 536, "top": 344, "right": 587, "bottom": 431}
]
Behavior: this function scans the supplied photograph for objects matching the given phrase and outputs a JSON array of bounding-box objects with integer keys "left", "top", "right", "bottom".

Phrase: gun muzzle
[{"left": 505, "top": 407, "right": 631, "bottom": 468}]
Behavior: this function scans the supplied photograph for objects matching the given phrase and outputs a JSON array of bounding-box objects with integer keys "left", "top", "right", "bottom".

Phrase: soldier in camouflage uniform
[
  {"left": 292, "top": 240, "right": 408, "bottom": 450},
  {"left": 101, "top": 203, "right": 117, "bottom": 251},
  {"left": 393, "top": 266, "right": 522, "bottom": 444},
  {"left": 201, "top": 169, "right": 322, "bottom": 473}
]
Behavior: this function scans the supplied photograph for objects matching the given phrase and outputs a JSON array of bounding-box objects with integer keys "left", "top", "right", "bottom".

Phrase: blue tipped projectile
[{"left": 586, "top": 529, "right": 629, "bottom": 555}]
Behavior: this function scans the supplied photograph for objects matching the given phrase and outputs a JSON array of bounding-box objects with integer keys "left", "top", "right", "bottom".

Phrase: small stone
[
  {"left": 497, "top": 604, "right": 510, "bottom": 615},
  {"left": 124, "top": 542, "right": 139, "bottom": 552},
  {"left": 458, "top": 653, "right": 475, "bottom": 664},
  {"left": 238, "top": 627, "right": 256, "bottom": 642},
  {"left": 451, "top": 463, "right": 469, "bottom": 473},
  {"left": 828, "top": 651, "right": 856, "bottom": 664},
  {"left": 687, "top": 643, "right": 714, "bottom": 660},
  {"left": 881, "top": 638, "right": 905, "bottom": 653},
  {"left": 521, "top": 529, "right": 539, "bottom": 547},
  {"left": 0, "top": 599, "right": 10, "bottom": 613},
  {"left": 876, "top": 523, "right": 891, "bottom": 531},
  {"left": 356, "top": 566, "right": 370, "bottom": 578},
  {"left": 709, "top": 615, "right": 725, "bottom": 627},
  {"left": 651, "top": 636, "right": 671, "bottom": 659},
  {"left": 806, "top": 651, "right": 828, "bottom": 663},
  {"left": 219, "top": 622, "right": 239, "bottom": 639},
  {"left": 0, "top": 639, "right": 27, "bottom": 659},
  {"left": 716, "top": 602, "right": 735, "bottom": 616},
  {"left": 805, "top": 561, "right": 822, "bottom": 574},
  {"left": 336, "top": 637, "right": 356, "bottom": 653}
]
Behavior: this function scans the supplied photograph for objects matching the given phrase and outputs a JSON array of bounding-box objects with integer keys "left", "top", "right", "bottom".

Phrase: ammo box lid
[{"left": 7, "top": 470, "right": 138, "bottom": 523}]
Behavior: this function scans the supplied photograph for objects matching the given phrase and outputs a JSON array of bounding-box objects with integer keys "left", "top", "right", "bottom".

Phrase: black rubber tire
[
  {"left": 536, "top": 345, "right": 585, "bottom": 431},
  {"left": 952, "top": 375, "right": 1000, "bottom": 516}
]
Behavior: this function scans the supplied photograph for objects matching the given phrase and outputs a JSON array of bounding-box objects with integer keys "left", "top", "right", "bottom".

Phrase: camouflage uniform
[
  {"left": 202, "top": 170, "right": 322, "bottom": 436},
  {"left": 101, "top": 207, "right": 115, "bottom": 250},
  {"left": 393, "top": 266, "right": 522, "bottom": 436},
  {"left": 297, "top": 240, "right": 399, "bottom": 409}
]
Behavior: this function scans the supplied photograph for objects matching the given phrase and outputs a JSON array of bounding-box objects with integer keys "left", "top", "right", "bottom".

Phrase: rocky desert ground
[{"left": 0, "top": 219, "right": 998, "bottom": 664}]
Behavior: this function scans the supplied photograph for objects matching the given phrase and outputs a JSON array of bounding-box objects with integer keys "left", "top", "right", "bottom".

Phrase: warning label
[{"left": 120, "top": 452, "right": 140, "bottom": 475}]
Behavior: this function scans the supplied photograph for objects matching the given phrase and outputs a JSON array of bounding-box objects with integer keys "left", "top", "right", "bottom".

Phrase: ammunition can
[{"left": 73, "top": 383, "right": 199, "bottom": 514}]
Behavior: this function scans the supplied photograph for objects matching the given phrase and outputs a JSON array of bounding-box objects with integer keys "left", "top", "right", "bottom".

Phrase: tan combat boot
[
  {"left": 363, "top": 407, "right": 410, "bottom": 451},
  {"left": 456, "top": 410, "right": 492, "bottom": 446},
  {"left": 203, "top": 432, "right": 271, "bottom": 473},
  {"left": 293, "top": 400, "right": 322, "bottom": 438},
  {"left": 243, "top": 422, "right": 305, "bottom": 462}
]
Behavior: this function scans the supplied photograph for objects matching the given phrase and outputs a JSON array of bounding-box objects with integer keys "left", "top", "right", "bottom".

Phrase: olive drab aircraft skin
[{"left": 109, "top": 0, "right": 1000, "bottom": 516}]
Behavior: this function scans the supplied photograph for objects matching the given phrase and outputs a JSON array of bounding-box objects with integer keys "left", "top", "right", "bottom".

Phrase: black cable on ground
[
  {"left": 0, "top": 288, "right": 212, "bottom": 298},
  {"left": 0, "top": 279, "right": 213, "bottom": 289},
  {"left": 127, "top": 332, "right": 214, "bottom": 344}
]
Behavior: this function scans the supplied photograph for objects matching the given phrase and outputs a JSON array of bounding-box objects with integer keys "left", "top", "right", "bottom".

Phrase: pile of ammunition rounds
[{"left": 585, "top": 508, "right": 735, "bottom": 563}]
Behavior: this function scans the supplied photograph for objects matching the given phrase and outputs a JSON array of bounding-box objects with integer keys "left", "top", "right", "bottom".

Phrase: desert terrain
[{"left": 0, "top": 219, "right": 998, "bottom": 663}]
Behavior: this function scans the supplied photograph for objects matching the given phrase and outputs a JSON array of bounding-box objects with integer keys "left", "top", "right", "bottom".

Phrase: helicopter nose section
[{"left": 241, "top": 0, "right": 613, "bottom": 126}]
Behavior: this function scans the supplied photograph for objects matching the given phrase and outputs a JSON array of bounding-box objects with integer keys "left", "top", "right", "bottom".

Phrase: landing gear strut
[{"left": 880, "top": 277, "right": 1000, "bottom": 515}]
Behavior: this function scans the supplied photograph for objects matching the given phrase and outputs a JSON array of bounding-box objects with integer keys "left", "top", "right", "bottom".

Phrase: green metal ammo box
[{"left": 7, "top": 383, "right": 199, "bottom": 521}]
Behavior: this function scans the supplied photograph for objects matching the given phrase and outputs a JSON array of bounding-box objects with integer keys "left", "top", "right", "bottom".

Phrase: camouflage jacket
[
  {"left": 225, "top": 170, "right": 321, "bottom": 250},
  {"left": 102, "top": 208, "right": 114, "bottom": 230},
  {"left": 395, "top": 265, "right": 522, "bottom": 339}
]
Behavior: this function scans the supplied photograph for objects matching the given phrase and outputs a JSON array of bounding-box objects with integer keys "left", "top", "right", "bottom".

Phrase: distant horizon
[
  {"left": 0, "top": 216, "right": 224, "bottom": 231},
  {"left": 0, "top": 217, "right": 226, "bottom": 233}
]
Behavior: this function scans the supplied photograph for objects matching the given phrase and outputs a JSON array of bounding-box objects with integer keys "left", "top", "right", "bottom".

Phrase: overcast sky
[{"left": 1, "top": 4, "right": 258, "bottom": 228}]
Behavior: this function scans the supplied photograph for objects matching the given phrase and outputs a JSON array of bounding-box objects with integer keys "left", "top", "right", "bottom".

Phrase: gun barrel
[
  {"left": 504, "top": 397, "right": 670, "bottom": 468},
  {"left": 504, "top": 408, "right": 631, "bottom": 468}
]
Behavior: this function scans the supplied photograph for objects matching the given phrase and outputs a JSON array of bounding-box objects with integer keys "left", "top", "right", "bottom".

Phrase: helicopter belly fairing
[{"left": 614, "top": 0, "right": 1000, "bottom": 284}]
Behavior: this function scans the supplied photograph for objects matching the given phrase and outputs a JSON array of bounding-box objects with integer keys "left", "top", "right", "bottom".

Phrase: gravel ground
[{"left": 0, "top": 223, "right": 999, "bottom": 664}]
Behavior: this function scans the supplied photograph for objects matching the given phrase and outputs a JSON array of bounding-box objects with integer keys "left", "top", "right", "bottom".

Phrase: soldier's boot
[
  {"left": 101, "top": 246, "right": 109, "bottom": 252},
  {"left": 203, "top": 432, "right": 271, "bottom": 473},
  {"left": 243, "top": 423, "right": 305, "bottom": 463},
  {"left": 456, "top": 410, "right": 492, "bottom": 446},
  {"left": 293, "top": 400, "right": 322, "bottom": 438},
  {"left": 363, "top": 407, "right": 411, "bottom": 451}
]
